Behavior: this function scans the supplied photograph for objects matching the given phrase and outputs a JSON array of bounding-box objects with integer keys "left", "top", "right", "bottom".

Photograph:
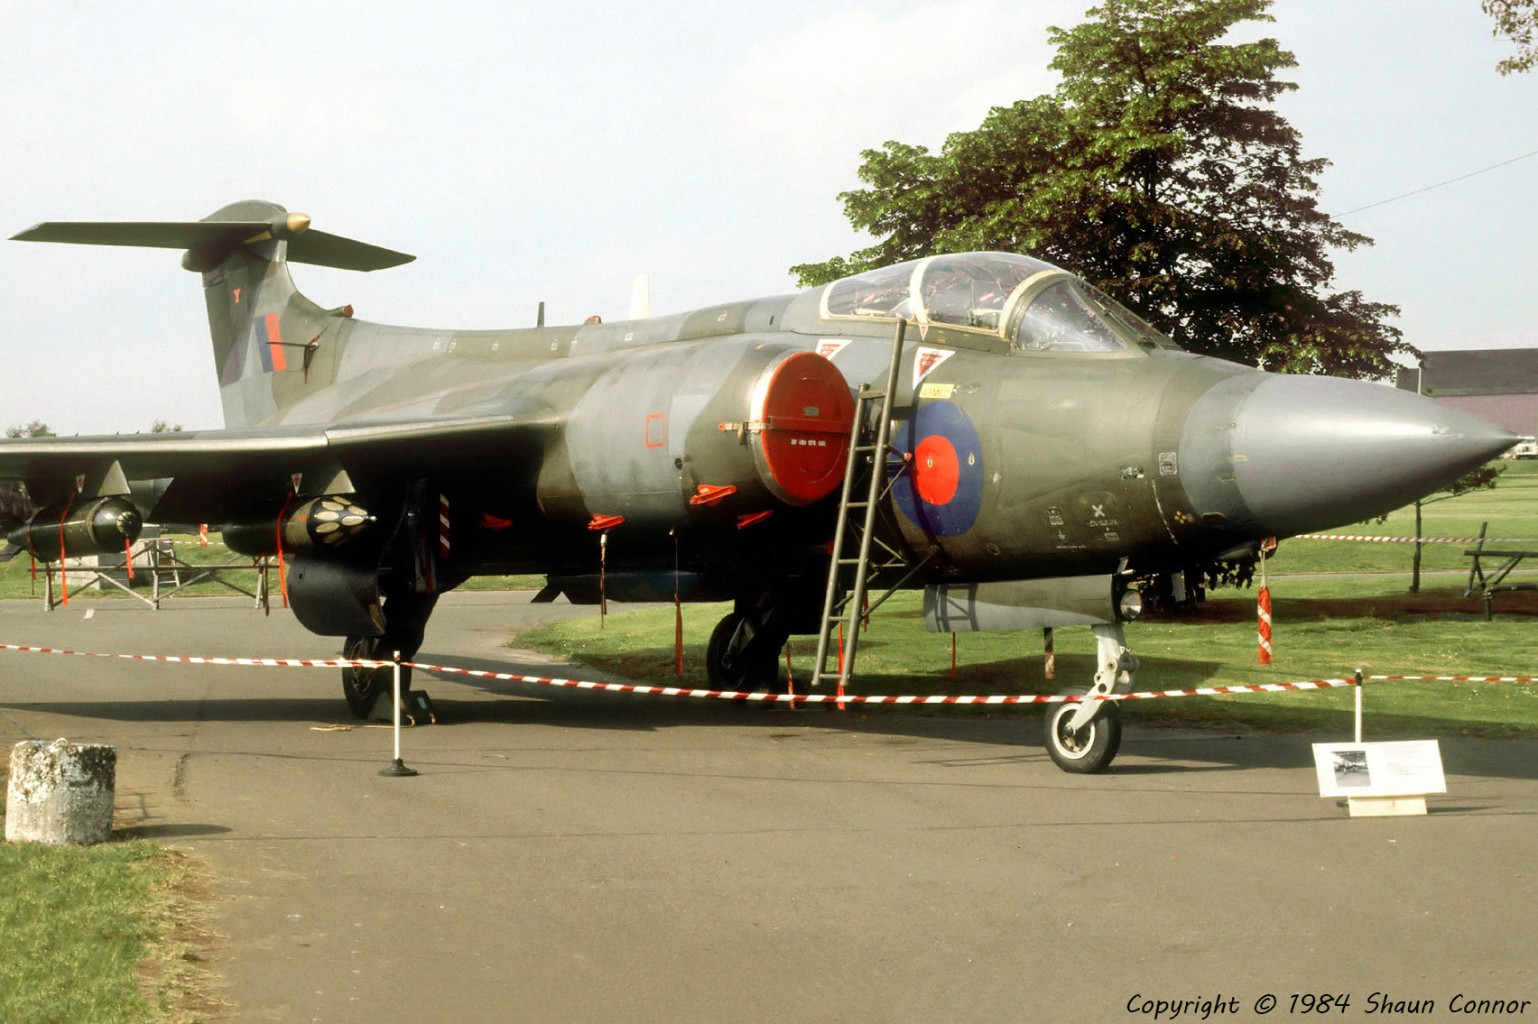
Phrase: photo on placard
[{"left": 1332, "top": 750, "right": 1371, "bottom": 788}]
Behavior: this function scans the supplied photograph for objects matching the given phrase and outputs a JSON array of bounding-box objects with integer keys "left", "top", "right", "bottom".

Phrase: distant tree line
[{"left": 0, "top": 419, "right": 180, "bottom": 525}]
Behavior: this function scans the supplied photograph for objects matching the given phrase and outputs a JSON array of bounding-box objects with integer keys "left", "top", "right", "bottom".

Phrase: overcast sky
[{"left": 1, "top": 0, "right": 1533, "bottom": 434}]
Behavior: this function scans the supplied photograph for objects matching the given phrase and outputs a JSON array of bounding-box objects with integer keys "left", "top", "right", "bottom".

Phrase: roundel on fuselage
[{"left": 892, "top": 401, "right": 984, "bottom": 537}]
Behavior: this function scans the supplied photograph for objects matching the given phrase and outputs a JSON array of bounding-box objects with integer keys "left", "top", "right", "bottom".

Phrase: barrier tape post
[
  {"left": 379, "top": 650, "right": 417, "bottom": 778},
  {"left": 1354, "top": 667, "right": 1364, "bottom": 743},
  {"left": 1258, "top": 545, "right": 1273, "bottom": 665},
  {"left": 672, "top": 529, "right": 683, "bottom": 677}
]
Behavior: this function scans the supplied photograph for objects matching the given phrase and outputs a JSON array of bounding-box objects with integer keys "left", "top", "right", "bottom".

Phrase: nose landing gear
[{"left": 1042, "top": 623, "right": 1138, "bottom": 773}]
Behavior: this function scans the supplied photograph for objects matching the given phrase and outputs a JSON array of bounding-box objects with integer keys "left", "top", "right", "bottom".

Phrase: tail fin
[{"left": 12, "top": 200, "right": 414, "bottom": 428}]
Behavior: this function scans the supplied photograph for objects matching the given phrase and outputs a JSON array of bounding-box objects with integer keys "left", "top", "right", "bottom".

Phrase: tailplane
[
  {"left": 12, "top": 200, "right": 414, "bottom": 427},
  {"left": 11, "top": 202, "right": 413, "bottom": 272}
]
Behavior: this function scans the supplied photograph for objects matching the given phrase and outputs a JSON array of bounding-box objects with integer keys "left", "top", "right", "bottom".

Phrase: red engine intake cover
[{"left": 749, "top": 351, "right": 856, "bottom": 506}]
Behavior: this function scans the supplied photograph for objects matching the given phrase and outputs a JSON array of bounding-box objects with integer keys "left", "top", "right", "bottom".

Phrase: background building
[{"left": 1395, "top": 349, "right": 1538, "bottom": 440}]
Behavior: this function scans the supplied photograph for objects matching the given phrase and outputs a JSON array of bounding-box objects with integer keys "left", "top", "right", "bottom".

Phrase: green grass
[
  {"left": 1262, "top": 459, "right": 1538, "bottom": 575},
  {"left": 0, "top": 462, "right": 1532, "bottom": 1022},
  {"left": 0, "top": 841, "right": 207, "bottom": 1024},
  {"left": 0, "top": 536, "right": 543, "bottom": 602},
  {"left": 0, "top": 536, "right": 257, "bottom": 602},
  {"left": 516, "top": 585, "right": 1538, "bottom": 738},
  {"left": 516, "top": 459, "right": 1538, "bottom": 739}
]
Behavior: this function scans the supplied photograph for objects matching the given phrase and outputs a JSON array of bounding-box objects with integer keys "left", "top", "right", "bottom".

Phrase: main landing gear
[
  {"left": 704, "top": 587, "right": 804, "bottom": 693},
  {"left": 1042, "top": 623, "right": 1139, "bottom": 774},
  {"left": 706, "top": 610, "right": 791, "bottom": 691},
  {"left": 342, "top": 591, "right": 438, "bottom": 718}
]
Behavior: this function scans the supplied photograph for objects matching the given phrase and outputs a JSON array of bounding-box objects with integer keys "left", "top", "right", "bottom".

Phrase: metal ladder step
[{"left": 809, "top": 319, "right": 909, "bottom": 694}]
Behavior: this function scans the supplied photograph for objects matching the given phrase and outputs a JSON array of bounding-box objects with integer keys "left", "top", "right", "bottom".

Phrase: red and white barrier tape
[
  {"left": 402, "top": 658, "right": 1388, "bottom": 704},
  {"left": 1296, "top": 533, "right": 1538, "bottom": 545},
  {"left": 0, "top": 643, "right": 384, "bottom": 670},
  {"left": 1, "top": 642, "right": 1532, "bottom": 705}
]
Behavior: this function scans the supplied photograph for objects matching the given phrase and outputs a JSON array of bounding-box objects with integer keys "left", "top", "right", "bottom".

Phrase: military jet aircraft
[{"left": 3, "top": 200, "right": 1514, "bottom": 772}]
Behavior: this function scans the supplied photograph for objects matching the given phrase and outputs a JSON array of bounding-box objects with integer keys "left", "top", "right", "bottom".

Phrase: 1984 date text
[{"left": 1125, "top": 992, "right": 1533, "bottom": 1019}]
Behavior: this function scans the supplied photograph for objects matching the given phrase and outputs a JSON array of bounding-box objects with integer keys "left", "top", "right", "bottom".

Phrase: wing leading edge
[{"left": 0, "top": 413, "right": 547, "bottom": 524}]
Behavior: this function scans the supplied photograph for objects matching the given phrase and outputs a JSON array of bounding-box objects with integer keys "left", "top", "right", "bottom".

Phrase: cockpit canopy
[{"left": 819, "top": 252, "right": 1179, "bottom": 354}]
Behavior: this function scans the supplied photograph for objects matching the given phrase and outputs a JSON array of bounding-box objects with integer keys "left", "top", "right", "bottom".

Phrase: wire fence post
[
  {"left": 1353, "top": 668, "right": 1364, "bottom": 743},
  {"left": 379, "top": 650, "right": 418, "bottom": 778}
]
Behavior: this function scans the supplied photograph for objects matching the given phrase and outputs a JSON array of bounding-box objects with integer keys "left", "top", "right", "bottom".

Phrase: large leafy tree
[
  {"left": 793, "top": 0, "right": 1411, "bottom": 378},
  {"left": 1485, "top": 0, "right": 1538, "bottom": 73}
]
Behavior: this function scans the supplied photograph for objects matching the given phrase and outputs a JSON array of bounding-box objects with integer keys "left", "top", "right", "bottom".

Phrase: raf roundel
[{"left": 892, "top": 401, "right": 984, "bottom": 537}]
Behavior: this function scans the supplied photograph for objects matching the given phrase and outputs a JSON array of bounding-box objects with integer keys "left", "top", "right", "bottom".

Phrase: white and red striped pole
[{"left": 1257, "top": 539, "right": 1274, "bottom": 664}]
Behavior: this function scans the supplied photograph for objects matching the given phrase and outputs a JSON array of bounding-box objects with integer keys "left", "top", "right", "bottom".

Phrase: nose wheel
[
  {"left": 1041, "top": 622, "right": 1136, "bottom": 773},
  {"left": 1043, "top": 689, "right": 1122, "bottom": 773}
]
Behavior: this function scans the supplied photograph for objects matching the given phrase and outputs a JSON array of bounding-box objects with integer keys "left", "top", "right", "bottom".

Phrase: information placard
[{"left": 1312, "top": 740, "right": 1446, "bottom": 799}]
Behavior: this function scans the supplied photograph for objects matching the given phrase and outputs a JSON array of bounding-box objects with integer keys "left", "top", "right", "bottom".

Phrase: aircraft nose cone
[{"left": 1179, "top": 373, "right": 1517, "bottom": 538}]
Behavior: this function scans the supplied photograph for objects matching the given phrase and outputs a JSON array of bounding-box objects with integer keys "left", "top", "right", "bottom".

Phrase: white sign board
[{"left": 1312, "top": 740, "right": 1446, "bottom": 799}]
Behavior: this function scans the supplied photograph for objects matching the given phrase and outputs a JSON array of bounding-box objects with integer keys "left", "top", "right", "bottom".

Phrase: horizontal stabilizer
[{"left": 11, "top": 219, "right": 415, "bottom": 272}]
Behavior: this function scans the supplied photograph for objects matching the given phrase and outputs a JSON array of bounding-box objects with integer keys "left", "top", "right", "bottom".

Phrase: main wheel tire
[
  {"left": 1043, "top": 688, "right": 1122, "bottom": 774},
  {"left": 705, "top": 613, "right": 782, "bottom": 691},
  {"left": 341, "top": 635, "right": 413, "bottom": 719}
]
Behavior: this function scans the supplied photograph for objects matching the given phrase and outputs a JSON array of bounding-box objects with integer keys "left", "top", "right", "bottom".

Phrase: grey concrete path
[{"left": 1, "top": 593, "right": 1535, "bottom": 1023}]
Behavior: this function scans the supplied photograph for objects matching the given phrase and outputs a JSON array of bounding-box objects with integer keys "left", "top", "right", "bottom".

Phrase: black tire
[
  {"left": 706, "top": 614, "right": 747, "bottom": 689},
  {"left": 341, "top": 635, "right": 412, "bottom": 719},
  {"left": 1043, "top": 688, "right": 1121, "bottom": 774},
  {"left": 705, "top": 613, "right": 782, "bottom": 691}
]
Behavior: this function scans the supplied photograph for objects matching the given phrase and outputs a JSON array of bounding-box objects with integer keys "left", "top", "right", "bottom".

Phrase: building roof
[{"left": 1394, "top": 349, "right": 1538, "bottom": 397}]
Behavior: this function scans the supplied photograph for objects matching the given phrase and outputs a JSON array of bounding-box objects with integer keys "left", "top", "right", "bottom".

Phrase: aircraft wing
[{"left": 0, "top": 412, "right": 549, "bottom": 523}]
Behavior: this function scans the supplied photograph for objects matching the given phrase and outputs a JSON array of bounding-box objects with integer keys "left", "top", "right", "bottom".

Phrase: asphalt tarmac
[{"left": 2, "top": 592, "right": 1536, "bottom": 1023}]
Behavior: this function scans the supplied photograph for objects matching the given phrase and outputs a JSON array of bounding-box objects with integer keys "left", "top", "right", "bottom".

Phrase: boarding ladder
[{"left": 809, "top": 320, "right": 934, "bottom": 695}]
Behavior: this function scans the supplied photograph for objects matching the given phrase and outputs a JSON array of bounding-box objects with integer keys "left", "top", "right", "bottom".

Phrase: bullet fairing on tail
[{"left": 2, "top": 201, "right": 1514, "bottom": 772}]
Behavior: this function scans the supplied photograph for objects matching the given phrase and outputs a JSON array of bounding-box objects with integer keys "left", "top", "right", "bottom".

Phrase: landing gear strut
[
  {"left": 703, "top": 583, "right": 817, "bottom": 692},
  {"left": 705, "top": 611, "right": 787, "bottom": 691},
  {"left": 1042, "top": 623, "right": 1138, "bottom": 773},
  {"left": 341, "top": 592, "right": 438, "bottom": 718},
  {"left": 342, "top": 634, "right": 400, "bottom": 718}
]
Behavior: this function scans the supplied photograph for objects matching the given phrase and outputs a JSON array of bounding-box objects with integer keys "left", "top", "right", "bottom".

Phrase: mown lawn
[
  {"left": 0, "top": 841, "right": 209, "bottom": 1024},
  {"left": 3, "top": 460, "right": 1535, "bottom": 1022},
  {"left": 0, "top": 534, "right": 541, "bottom": 602},
  {"left": 516, "top": 461, "right": 1538, "bottom": 739}
]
